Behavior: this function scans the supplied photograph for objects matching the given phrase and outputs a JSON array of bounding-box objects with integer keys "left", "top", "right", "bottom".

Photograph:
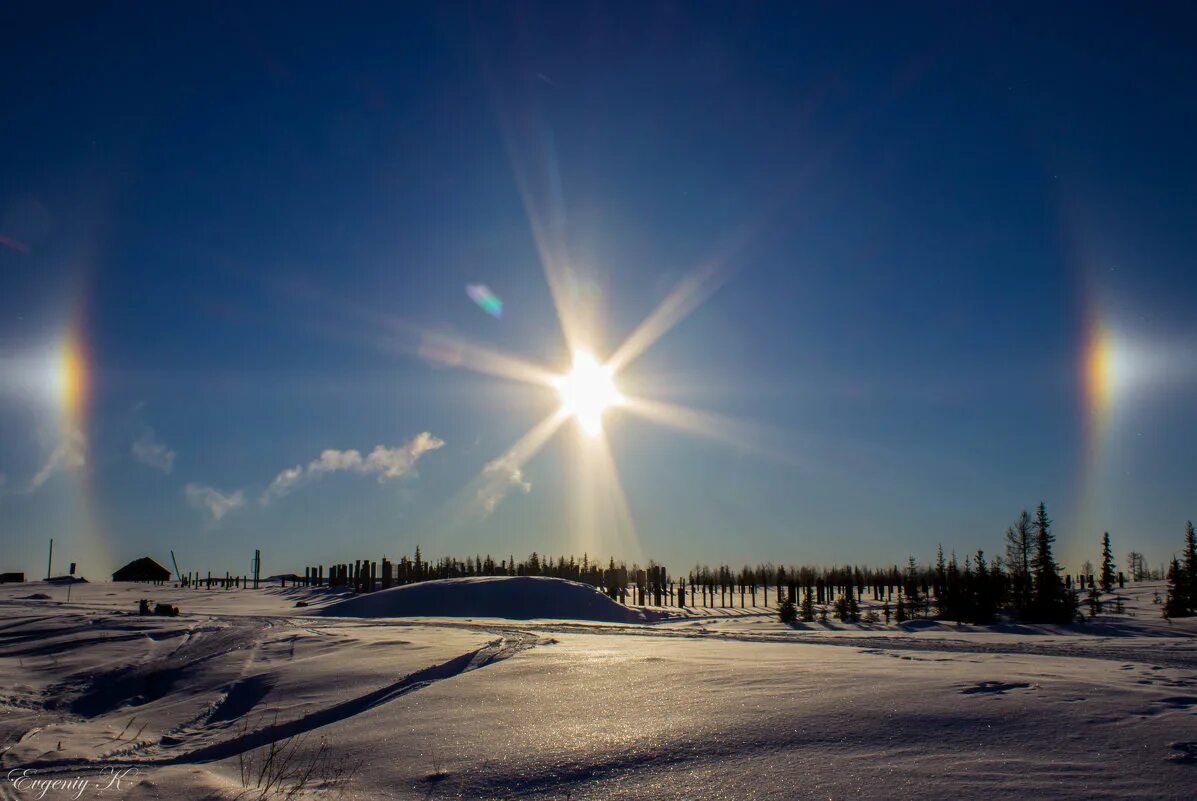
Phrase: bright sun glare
[{"left": 555, "top": 350, "right": 622, "bottom": 437}]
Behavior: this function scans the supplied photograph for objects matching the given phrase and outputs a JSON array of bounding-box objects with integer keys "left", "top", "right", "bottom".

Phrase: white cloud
[
  {"left": 259, "top": 432, "right": 445, "bottom": 505},
  {"left": 308, "top": 448, "right": 364, "bottom": 476},
  {"left": 363, "top": 432, "right": 445, "bottom": 479},
  {"left": 477, "top": 453, "right": 532, "bottom": 514},
  {"left": 260, "top": 464, "right": 303, "bottom": 505},
  {"left": 185, "top": 482, "right": 245, "bottom": 521},
  {"left": 132, "top": 429, "right": 176, "bottom": 473},
  {"left": 26, "top": 427, "right": 86, "bottom": 492}
]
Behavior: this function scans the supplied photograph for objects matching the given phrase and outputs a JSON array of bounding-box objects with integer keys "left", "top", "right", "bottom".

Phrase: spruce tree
[
  {"left": 1028, "top": 502, "right": 1075, "bottom": 623},
  {"left": 972, "top": 550, "right": 996, "bottom": 623},
  {"left": 1184, "top": 521, "right": 1197, "bottom": 613},
  {"left": 833, "top": 594, "right": 849, "bottom": 622},
  {"left": 800, "top": 588, "right": 815, "bottom": 622},
  {"left": 945, "top": 553, "right": 962, "bottom": 622},
  {"left": 1164, "top": 557, "right": 1187, "bottom": 619},
  {"left": 1085, "top": 583, "right": 1101, "bottom": 619},
  {"left": 904, "top": 557, "right": 922, "bottom": 617},
  {"left": 778, "top": 595, "right": 797, "bottom": 624},
  {"left": 1100, "top": 532, "right": 1115, "bottom": 593},
  {"left": 934, "top": 544, "right": 947, "bottom": 616},
  {"left": 842, "top": 592, "right": 860, "bottom": 622}
]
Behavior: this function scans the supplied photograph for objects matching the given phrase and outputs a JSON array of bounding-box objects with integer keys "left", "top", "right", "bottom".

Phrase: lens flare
[
  {"left": 466, "top": 284, "right": 504, "bottom": 318},
  {"left": 554, "top": 351, "right": 623, "bottom": 437}
]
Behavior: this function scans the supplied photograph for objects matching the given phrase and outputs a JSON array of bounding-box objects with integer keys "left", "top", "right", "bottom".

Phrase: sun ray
[
  {"left": 620, "top": 395, "right": 809, "bottom": 468},
  {"left": 605, "top": 256, "right": 731, "bottom": 374},
  {"left": 567, "top": 421, "right": 641, "bottom": 561},
  {"left": 470, "top": 407, "right": 570, "bottom": 517},
  {"left": 603, "top": 205, "right": 787, "bottom": 375},
  {"left": 274, "top": 278, "right": 561, "bottom": 388},
  {"left": 412, "top": 328, "right": 559, "bottom": 388},
  {"left": 481, "top": 65, "right": 592, "bottom": 358}
]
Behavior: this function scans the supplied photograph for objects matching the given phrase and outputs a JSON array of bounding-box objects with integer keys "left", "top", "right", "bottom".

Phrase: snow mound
[{"left": 317, "top": 576, "right": 659, "bottom": 623}]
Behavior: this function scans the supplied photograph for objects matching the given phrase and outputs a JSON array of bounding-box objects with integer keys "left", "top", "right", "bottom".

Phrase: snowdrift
[{"left": 317, "top": 576, "right": 660, "bottom": 623}]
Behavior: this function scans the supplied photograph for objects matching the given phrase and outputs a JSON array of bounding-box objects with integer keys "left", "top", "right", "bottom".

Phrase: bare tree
[
  {"left": 1126, "top": 551, "right": 1147, "bottom": 582},
  {"left": 231, "top": 717, "right": 356, "bottom": 801}
]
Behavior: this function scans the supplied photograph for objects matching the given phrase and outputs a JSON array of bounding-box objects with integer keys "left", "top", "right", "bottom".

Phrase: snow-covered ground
[{"left": 1, "top": 578, "right": 1194, "bottom": 799}]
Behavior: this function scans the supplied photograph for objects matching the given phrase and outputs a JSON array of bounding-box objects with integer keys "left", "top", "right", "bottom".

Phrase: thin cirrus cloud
[
  {"left": 477, "top": 454, "right": 533, "bottom": 514},
  {"left": 131, "top": 429, "right": 176, "bottom": 473},
  {"left": 260, "top": 432, "right": 445, "bottom": 505},
  {"left": 185, "top": 482, "right": 245, "bottom": 521},
  {"left": 25, "top": 427, "right": 86, "bottom": 493}
]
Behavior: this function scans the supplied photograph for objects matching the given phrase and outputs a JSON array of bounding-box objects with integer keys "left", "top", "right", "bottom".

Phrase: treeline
[
  {"left": 1163, "top": 521, "right": 1197, "bottom": 619},
  {"left": 268, "top": 503, "right": 1190, "bottom": 626}
]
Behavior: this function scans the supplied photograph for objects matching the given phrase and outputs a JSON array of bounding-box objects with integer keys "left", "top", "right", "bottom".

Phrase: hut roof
[{"left": 112, "top": 557, "right": 172, "bottom": 582}]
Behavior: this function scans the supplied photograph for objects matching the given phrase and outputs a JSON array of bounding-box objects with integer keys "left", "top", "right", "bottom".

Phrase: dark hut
[{"left": 112, "top": 557, "right": 172, "bottom": 583}]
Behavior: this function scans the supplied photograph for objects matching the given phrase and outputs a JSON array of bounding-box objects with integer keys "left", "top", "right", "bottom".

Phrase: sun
[{"left": 554, "top": 350, "right": 623, "bottom": 437}]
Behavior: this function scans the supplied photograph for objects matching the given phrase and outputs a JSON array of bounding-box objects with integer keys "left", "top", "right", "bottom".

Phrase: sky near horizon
[{"left": 2, "top": 3, "right": 1196, "bottom": 580}]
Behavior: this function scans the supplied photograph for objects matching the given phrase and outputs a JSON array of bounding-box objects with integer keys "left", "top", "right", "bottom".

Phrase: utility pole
[{"left": 46, "top": 538, "right": 53, "bottom": 581}]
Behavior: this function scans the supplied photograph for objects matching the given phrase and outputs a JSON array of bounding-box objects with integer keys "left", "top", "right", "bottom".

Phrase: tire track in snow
[
  {"left": 158, "top": 632, "right": 539, "bottom": 765},
  {"left": 14, "top": 632, "right": 541, "bottom": 774}
]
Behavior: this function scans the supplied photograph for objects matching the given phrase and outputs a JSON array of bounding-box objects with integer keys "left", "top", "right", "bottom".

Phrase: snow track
[{"left": 161, "top": 632, "right": 537, "bottom": 765}]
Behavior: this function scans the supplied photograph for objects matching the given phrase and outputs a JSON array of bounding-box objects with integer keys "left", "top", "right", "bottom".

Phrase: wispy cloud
[
  {"left": 477, "top": 453, "right": 533, "bottom": 514},
  {"left": 132, "top": 428, "right": 176, "bottom": 473},
  {"left": 260, "top": 432, "right": 445, "bottom": 505},
  {"left": 26, "top": 427, "right": 86, "bottom": 492},
  {"left": 185, "top": 482, "right": 245, "bottom": 521},
  {"left": 262, "top": 465, "right": 303, "bottom": 503}
]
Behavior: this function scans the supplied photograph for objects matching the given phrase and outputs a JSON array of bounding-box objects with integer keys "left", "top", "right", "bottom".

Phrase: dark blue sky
[{"left": 2, "top": 2, "right": 1195, "bottom": 578}]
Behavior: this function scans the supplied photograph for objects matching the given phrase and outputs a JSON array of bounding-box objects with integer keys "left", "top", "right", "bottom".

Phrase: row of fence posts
[
  {"left": 179, "top": 571, "right": 253, "bottom": 590},
  {"left": 1071, "top": 573, "right": 1126, "bottom": 590},
  {"left": 294, "top": 558, "right": 390, "bottom": 591},
  {"left": 170, "top": 561, "right": 885, "bottom": 609},
  {"left": 173, "top": 560, "right": 1121, "bottom": 609},
  {"left": 169, "top": 565, "right": 938, "bottom": 611},
  {"left": 624, "top": 572, "right": 1131, "bottom": 610},
  {"left": 611, "top": 578, "right": 897, "bottom": 609}
]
